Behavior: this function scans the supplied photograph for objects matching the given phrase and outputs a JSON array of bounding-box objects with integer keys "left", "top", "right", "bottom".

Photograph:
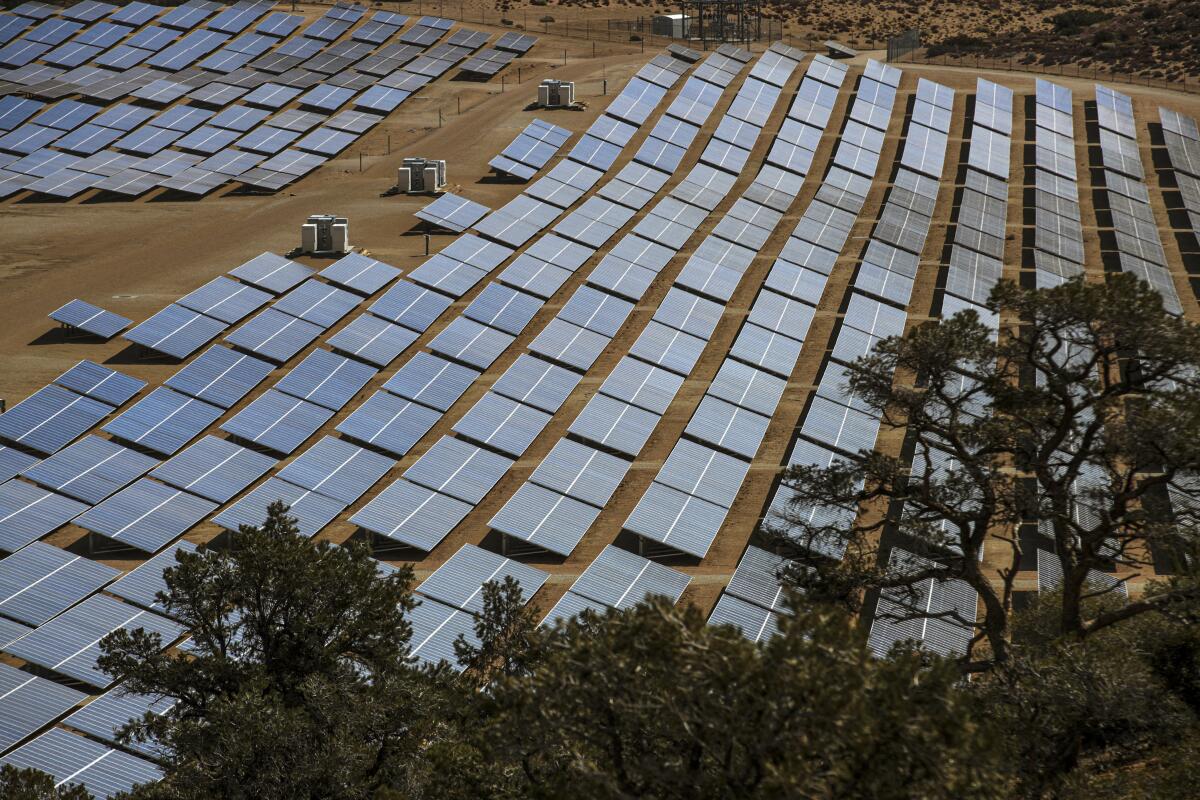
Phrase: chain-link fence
[{"left": 891, "top": 50, "right": 1200, "bottom": 96}]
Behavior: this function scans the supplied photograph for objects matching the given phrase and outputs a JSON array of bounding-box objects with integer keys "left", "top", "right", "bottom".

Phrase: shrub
[{"left": 1051, "top": 9, "right": 1113, "bottom": 35}]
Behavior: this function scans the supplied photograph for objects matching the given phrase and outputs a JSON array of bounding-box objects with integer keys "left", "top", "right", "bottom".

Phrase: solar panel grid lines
[
  {"left": 416, "top": 543, "right": 547, "bottom": 615},
  {"left": 63, "top": 686, "right": 176, "bottom": 759},
  {"left": 3, "top": 592, "right": 184, "bottom": 687},
  {"left": 0, "top": 665, "right": 87, "bottom": 764}
]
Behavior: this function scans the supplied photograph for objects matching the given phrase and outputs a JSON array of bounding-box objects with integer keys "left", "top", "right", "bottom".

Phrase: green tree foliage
[
  {"left": 971, "top": 593, "right": 1200, "bottom": 798},
  {"left": 0, "top": 766, "right": 91, "bottom": 800},
  {"left": 769, "top": 275, "right": 1200, "bottom": 670},
  {"left": 82, "top": 494, "right": 1199, "bottom": 800},
  {"left": 439, "top": 599, "right": 1005, "bottom": 800},
  {"left": 99, "top": 501, "right": 456, "bottom": 800}
]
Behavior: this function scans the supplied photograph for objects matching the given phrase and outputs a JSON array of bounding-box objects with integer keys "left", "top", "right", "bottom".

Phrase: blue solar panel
[
  {"left": 75, "top": 478, "right": 216, "bottom": 552},
  {"left": 63, "top": 686, "right": 175, "bottom": 758},
  {"left": 3, "top": 593, "right": 183, "bottom": 687},
  {"left": 0, "top": 445, "right": 37, "bottom": 483},
  {"left": 381, "top": 352, "right": 479, "bottom": 412},
  {"left": 53, "top": 360, "right": 144, "bottom": 406},
  {"left": 271, "top": 279, "right": 361, "bottom": 328},
  {"left": 0, "top": 479, "right": 87, "bottom": 553},
  {"left": 320, "top": 252, "right": 401, "bottom": 296},
  {"left": 277, "top": 435, "right": 394, "bottom": 504},
  {"left": 0, "top": 661, "right": 87, "bottom": 755},
  {"left": 369, "top": 279, "right": 452, "bottom": 331},
  {"left": 176, "top": 276, "right": 272, "bottom": 324},
  {"left": 212, "top": 476, "right": 345, "bottom": 538},
  {"left": 164, "top": 344, "right": 275, "bottom": 408},
  {"left": 350, "top": 477, "right": 471, "bottom": 550},
  {"left": 225, "top": 307, "right": 323, "bottom": 363},
  {"left": 21, "top": 434, "right": 157, "bottom": 505},
  {"left": 229, "top": 251, "right": 313, "bottom": 293},
  {"left": 150, "top": 434, "right": 275, "bottom": 503},
  {"left": 106, "top": 539, "right": 196, "bottom": 613},
  {"left": 327, "top": 313, "right": 418, "bottom": 368},
  {"left": 0, "top": 728, "right": 162, "bottom": 799},
  {"left": 336, "top": 390, "right": 440, "bottom": 457},
  {"left": 427, "top": 317, "right": 514, "bottom": 370},
  {"left": 33, "top": 99, "right": 100, "bottom": 131},
  {"left": 124, "top": 303, "right": 228, "bottom": 360},
  {"left": 103, "top": 387, "right": 224, "bottom": 456},
  {"left": 273, "top": 348, "right": 375, "bottom": 410},
  {"left": 220, "top": 389, "right": 333, "bottom": 454},
  {"left": 0, "top": 541, "right": 118, "bottom": 625},
  {"left": 0, "top": 384, "right": 113, "bottom": 455},
  {"left": 0, "top": 96, "right": 44, "bottom": 132}
]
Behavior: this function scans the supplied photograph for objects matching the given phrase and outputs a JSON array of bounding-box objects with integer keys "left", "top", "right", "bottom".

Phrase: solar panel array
[
  {"left": 353, "top": 44, "right": 707, "bottom": 552},
  {"left": 4, "top": 45, "right": 1197, "bottom": 779},
  {"left": 1092, "top": 85, "right": 1182, "bottom": 314},
  {"left": 1031, "top": 79, "right": 1085, "bottom": 288},
  {"left": 0, "top": 1, "right": 535, "bottom": 200},
  {"left": 488, "top": 117, "right": 572, "bottom": 181},
  {"left": 1161, "top": 107, "right": 1200, "bottom": 242},
  {"left": 866, "top": 548, "right": 977, "bottom": 657}
]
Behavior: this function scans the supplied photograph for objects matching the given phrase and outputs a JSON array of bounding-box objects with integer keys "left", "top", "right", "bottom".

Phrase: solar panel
[
  {"left": 4, "top": 593, "right": 183, "bottom": 686},
  {"left": 212, "top": 476, "right": 345, "bottom": 538},
  {"left": 408, "top": 596, "right": 477, "bottom": 669},
  {"left": 336, "top": 390, "right": 439, "bottom": 457},
  {"left": 625, "top": 479, "right": 730, "bottom": 557},
  {"left": 163, "top": 344, "right": 274, "bottom": 409},
  {"left": 568, "top": 393, "right": 659, "bottom": 457},
  {"left": 50, "top": 361, "right": 142, "bottom": 408},
  {"left": 225, "top": 307, "right": 323, "bottom": 363},
  {"left": 418, "top": 543, "right": 547, "bottom": 614},
  {"left": 463, "top": 282, "right": 543, "bottom": 336},
  {"left": 272, "top": 436, "right": 392, "bottom": 506},
  {"left": 147, "top": 437, "right": 266, "bottom": 510},
  {"left": 351, "top": 477, "right": 472, "bottom": 550},
  {"left": 1, "top": 727, "right": 163, "bottom": 798},
  {"left": 106, "top": 539, "right": 196, "bottom": 613},
  {"left": 220, "top": 389, "right": 333, "bottom": 455},
  {"left": 63, "top": 687, "right": 174, "bottom": 758},
  {"left": 0, "top": 541, "right": 117, "bottom": 626},
  {"left": 103, "top": 386, "right": 223, "bottom": 456},
  {"left": 528, "top": 318, "right": 610, "bottom": 372},
  {"left": 381, "top": 352, "right": 478, "bottom": 412},
  {"left": 428, "top": 316, "right": 515, "bottom": 370},
  {"left": 0, "top": 479, "right": 87, "bottom": 552},
  {"left": 396, "top": 436, "right": 507, "bottom": 506},
  {"left": 320, "top": 252, "right": 401, "bottom": 296},
  {"left": 414, "top": 192, "right": 490, "bottom": 233},
  {"left": 452, "top": 392, "right": 550, "bottom": 458},
  {"left": 570, "top": 544, "right": 689, "bottom": 608},
  {"left": 0, "top": 384, "right": 113, "bottom": 456},
  {"left": 230, "top": 252, "right": 314, "bottom": 293},
  {"left": 0, "top": 446, "right": 37, "bottom": 484},
  {"left": 0, "top": 662, "right": 87, "bottom": 754},
  {"left": 21, "top": 434, "right": 157, "bottom": 505},
  {"left": 708, "top": 593, "right": 781, "bottom": 641},
  {"left": 124, "top": 303, "right": 227, "bottom": 360}
]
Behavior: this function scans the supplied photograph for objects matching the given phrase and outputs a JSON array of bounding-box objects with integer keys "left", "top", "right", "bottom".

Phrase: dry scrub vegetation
[{"left": 497, "top": 0, "right": 1200, "bottom": 79}]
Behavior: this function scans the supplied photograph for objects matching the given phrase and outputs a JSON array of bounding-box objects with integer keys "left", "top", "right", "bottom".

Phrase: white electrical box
[
  {"left": 538, "top": 79, "right": 575, "bottom": 108},
  {"left": 398, "top": 157, "right": 447, "bottom": 193},
  {"left": 300, "top": 214, "right": 351, "bottom": 255}
]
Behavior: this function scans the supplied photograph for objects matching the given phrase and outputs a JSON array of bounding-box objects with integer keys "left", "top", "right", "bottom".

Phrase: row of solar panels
[
  {"left": 940, "top": 78, "right": 1013, "bottom": 313},
  {"left": 358, "top": 44, "right": 824, "bottom": 557},
  {"left": 1031, "top": 79, "right": 1085, "bottom": 287},
  {"left": 348, "top": 45, "right": 716, "bottom": 552},
  {"left": 0, "top": 42, "right": 700, "bottom": 796},
  {"left": 1094, "top": 84, "right": 1183, "bottom": 316},
  {"left": 705, "top": 60, "right": 910, "bottom": 631},
  {"left": 1161, "top": 107, "right": 1200, "bottom": 241},
  {"left": 0, "top": 0, "right": 536, "bottom": 198},
  {"left": 860, "top": 79, "right": 1016, "bottom": 657},
  {"left": 609, "top": 47, "right": 854, "bottom": 561}
]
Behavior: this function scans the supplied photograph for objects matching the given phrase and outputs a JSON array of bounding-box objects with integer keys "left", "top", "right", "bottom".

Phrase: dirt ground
[{"left": 5, "top": 5, "right": 1200, "bottom": 617}]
